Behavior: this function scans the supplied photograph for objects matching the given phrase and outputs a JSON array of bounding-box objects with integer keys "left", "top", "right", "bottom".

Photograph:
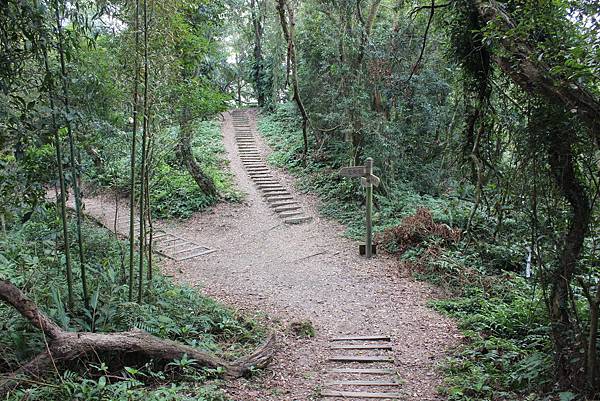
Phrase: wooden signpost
[{"left": 339, "top": 157, "right": 380, "bottom": 258}]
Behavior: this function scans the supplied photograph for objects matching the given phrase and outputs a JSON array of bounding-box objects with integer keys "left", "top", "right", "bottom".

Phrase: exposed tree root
[{"left": 0, "top": 279, "right": 275, "bottom": 397}]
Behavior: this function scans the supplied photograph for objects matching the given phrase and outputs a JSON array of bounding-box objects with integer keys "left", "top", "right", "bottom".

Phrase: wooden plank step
[
  {"left": 253, "top": 179, "right": 278, "bottom": 183},
  {"left": 332, "top": 336, "right": 391, "bottom": 342},
  {"left": 258, "top": 185, "right": 285, "bottom": 189},
  {"left": 153, "top": 234, "right": 178, "bottom": 243},
  {"left": 157, "top": 240, "right": 189, "bottom": 251},
  {"left": 267, "top": 195, "right": 294, "bottom": 202},
  {"left": 278, "top": 210, "right": 303, "bottom": 218},
  {"left": 328, "top": 368, "right": 395, "bottom": 375},
  {"left": 271, "top": 200, "right": 298, "bottom": 207},
  {"left": 328, "top": 356, "right": 394, "bottom": 363},
  {"left": 170, "top": 245, "right": 207, "bottom": 255},
  {"left": 331, "top": 344, "right": 393, "bottom": 350},
  {"left": 263, "top": 191, "right": 291, "bottom": 197},
  {"left": 321, "top": 390, "right": 402, "bottom": 399},
  {"left": 284, "top": 216, "right": 312, "bottom": 224},
  {"left": 175, "top": 248, "right": 216, "bottom": 261},
  {"left": 325, "top": 381, "right": 399, "bottom": 387},
  {"left": 274, "top": 205, "right": 301, "bottom": 212},
  {"left": 262, "top": 187, "right": 287, "bottom": 192}
]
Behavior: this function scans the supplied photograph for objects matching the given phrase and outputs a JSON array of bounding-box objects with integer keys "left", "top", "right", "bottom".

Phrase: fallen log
[{"left": 0, "top": 279, "right": 275, "bottom": 397}]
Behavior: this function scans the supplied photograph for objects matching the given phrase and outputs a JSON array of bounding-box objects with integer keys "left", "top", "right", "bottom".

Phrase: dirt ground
[{"left": 84, "top": 110, "right": 461, "bottom": 400}]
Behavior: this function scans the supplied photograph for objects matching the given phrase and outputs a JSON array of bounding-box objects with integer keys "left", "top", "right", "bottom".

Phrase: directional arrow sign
[
  {"left": 339, "top": 166, "right": 366, "bottom": 178},
  {"left": 360, "top": 174, "right": 381, "bottom": 187}
]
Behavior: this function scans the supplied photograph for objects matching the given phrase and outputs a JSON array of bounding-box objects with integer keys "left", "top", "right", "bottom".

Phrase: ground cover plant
[{"left": 0, "top": 205, "right": 265, "bottom": 400}]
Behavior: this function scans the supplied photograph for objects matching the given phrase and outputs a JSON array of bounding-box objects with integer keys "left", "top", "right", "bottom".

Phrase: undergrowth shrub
[
  {"left": 0, "top": 204, "right": 263, "bottom": 400},
  {"left": 86, "top": 120, "right": 240, "bottom": 219}
]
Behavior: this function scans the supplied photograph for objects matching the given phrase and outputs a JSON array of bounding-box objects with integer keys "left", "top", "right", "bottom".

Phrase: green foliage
[
  {"left": 258, "top": 103, "right": 472, "bottom": 239},
  {"left": 87, "top": 121, "right": 240, "bottom": 219},
  {"left": 0, "top": 205, "right": 264, "bottom": 399},
  {"left": 433, "top": 277, "right": 553, "bottom": 401}
]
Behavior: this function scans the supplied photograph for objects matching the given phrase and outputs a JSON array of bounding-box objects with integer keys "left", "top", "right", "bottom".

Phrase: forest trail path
[{"left": 84, "top": 109, "right": 460, "bottom": 400}]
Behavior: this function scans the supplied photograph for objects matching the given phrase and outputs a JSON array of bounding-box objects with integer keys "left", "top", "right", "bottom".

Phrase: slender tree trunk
[
  {"left": 250, "top": 0, "right": 265, "bottom": 107},
  {"left": 276, "top": 0, "right": 309, "bottom": 159},
  {"left": 177, "top": 108, "right": 218, "bottom": 197},
  {"left": 145, "top": 161, "right": 153, "bottom": 282},
  {"left": 138, "top": 0, "right": 150, "bottom": 303},
  {"left": 53, "top": 0, "right": 88, "bottom": 308},
  {"left": 42, "top": 44, "right": 74, "bottom": 309},
  {"left": 129, "top": 0, "right": 141, "bottom": 302}
]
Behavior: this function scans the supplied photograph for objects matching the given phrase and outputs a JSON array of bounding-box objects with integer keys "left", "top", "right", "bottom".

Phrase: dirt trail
[{"left": 85, "top": 110, "right": 461, "bottom": 400}]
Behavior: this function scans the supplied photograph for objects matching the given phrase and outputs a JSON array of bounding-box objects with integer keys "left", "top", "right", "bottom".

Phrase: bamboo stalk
[
  {"left": 53, "top": 0, "right": 88, "bottom": 308},
  {"left": 129, "top": 0, "right": 141, "bottom": 302}
]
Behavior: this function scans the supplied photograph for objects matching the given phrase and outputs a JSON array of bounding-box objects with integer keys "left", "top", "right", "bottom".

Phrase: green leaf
[{"left": 559, "top": 392, "right": 576, "bottom": 401}]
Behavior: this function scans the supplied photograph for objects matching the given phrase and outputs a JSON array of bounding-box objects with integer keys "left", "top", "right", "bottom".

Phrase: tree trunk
[
  {"left": 128, "top": 0, "right": 141, "bottom": 302},
  {"left": 177, "top": 109, "right": 218, "bottom": 198},
  {"left": 0, "top": 279, "right": 275, "bottom": 398},
  {"left": 53, "top": 0, "right": 88, "bottom": 308},
  {"left": 276, "top": 0, "right": 309, "bottom": 159},
  {"left": 250, "top": 0, "right": 265, "bottom": 107},
  {"left": 547, "top": 132, "right": 591, "bottom": 388}
]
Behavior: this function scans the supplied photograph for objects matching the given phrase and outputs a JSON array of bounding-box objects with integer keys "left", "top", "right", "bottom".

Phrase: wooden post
[{"left": 365, "top": 158, "right": 373, "bottom": 258}]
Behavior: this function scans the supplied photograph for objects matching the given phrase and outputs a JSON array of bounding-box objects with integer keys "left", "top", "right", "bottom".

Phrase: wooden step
[
  {"left": 331, "top": 344, "right": 393, "bottom": 350},
  {"left": 321, "top": 390, "right": 402, "bottom": 399},
  {"left": 327, "top": 368, "right": 396, "bottom": 375},
  {"left": 271, "top": 200, "right": 299, "bottom": 207},
  {"left": 328, "top": 356, "right": 394, "bottom": 363},
  {"left": 267, "top": 194, "right": 294, "bottom": 203},
  {"left": 263, "top": 191, "right": 291, "bottom": 197},
  {"left": 274, "top": 205, "right": 301, "bottom": 212},
  {"left": 331, "top": 336, "right": 391, "bottom": 342},
  {"left": 324, "top": 381, "right": 399, "bottom": 387},
  {"left": 278, "top": 210, "right": 303, "bottom": 218},
  {"left": 284, "top": 215, "right": 312, "bottom": 224}
]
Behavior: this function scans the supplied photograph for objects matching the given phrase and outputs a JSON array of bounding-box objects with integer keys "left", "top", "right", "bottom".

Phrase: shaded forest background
[{"left": 1, "top": 0, "right": 599, "bottom": 400}]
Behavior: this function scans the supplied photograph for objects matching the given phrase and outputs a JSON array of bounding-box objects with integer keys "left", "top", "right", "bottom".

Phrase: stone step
[{"left": 284, "top": 215, "right": 312, "bottom": 224}]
